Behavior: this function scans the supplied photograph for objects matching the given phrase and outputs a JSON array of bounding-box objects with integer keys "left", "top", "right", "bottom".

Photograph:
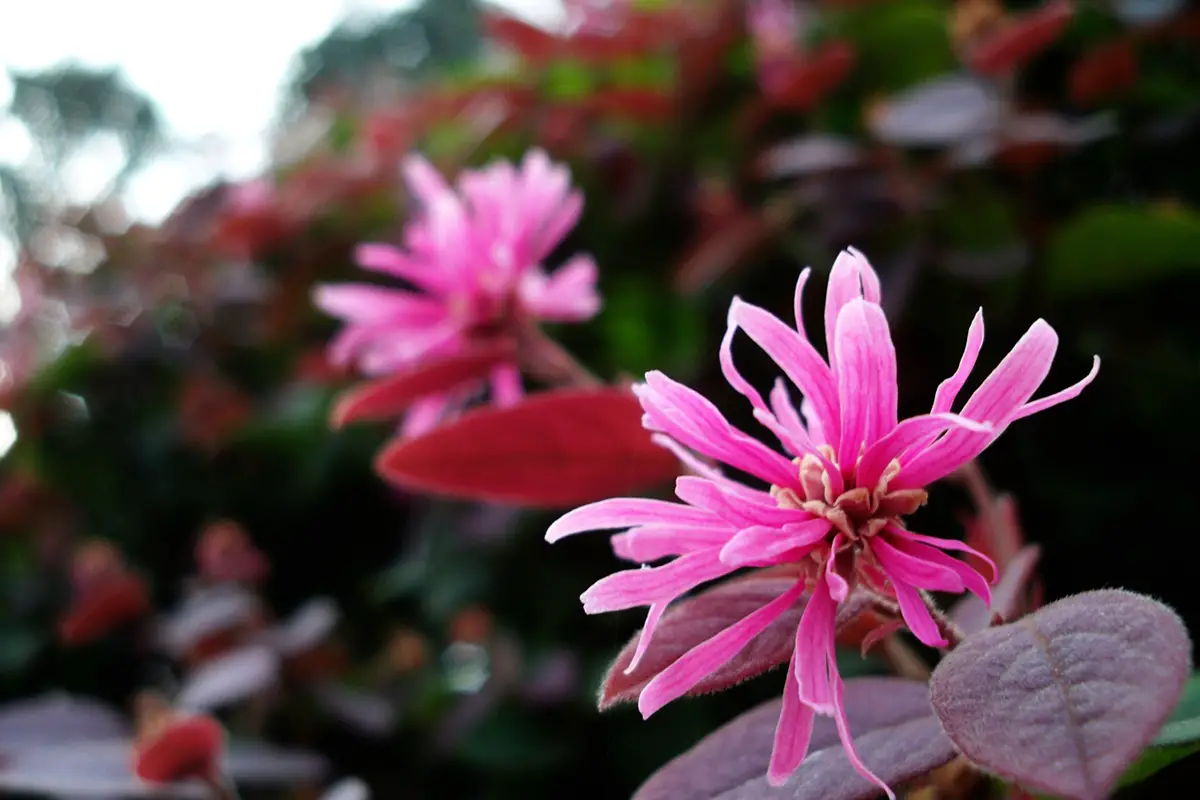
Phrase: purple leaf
[
  {"left": 599, "top": 568, "right": 870, "bottom": 710},
  {"left": 268, "top": 597, "right": 339, "bottom": 656},
  {"left": 0, "top": 738, "right": 325, "bottom": 797},
  {"left": 632, "top": 677, "right": 954, "bottom": 800},
  {"left": 322, "top": 777, "right": 370, "bottom": 800},
  {"left": 758, "top": 135, "right": 862, "bottom": 178},
  {"left": 175, "top": 645, "right": 280, "bottom": 712},
  {"left": 0, "top": 694, "right": 129, "bottom": 748},
  {"left": 308, "top": 681, "right": 397, "bottom": 737},
  {"left": 950, "top": 545, "right": 1042, "bottom": 635},
  {"left": 869, "top": 75, "right": 1004, "bottom": 147},
  {"left": 930, "top": 589, "right": 1192, "bottom": 800},
  {"left": 158, "top": 585, "right": 261, "bottom": 658}
]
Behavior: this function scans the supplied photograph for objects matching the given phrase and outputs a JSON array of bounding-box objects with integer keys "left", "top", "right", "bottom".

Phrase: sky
[
  {"left": 0, "top": 0, "right": 563, "bottom": 453},
  {"left": 0, "top": 0, "right": 562, "bottom": 242}
]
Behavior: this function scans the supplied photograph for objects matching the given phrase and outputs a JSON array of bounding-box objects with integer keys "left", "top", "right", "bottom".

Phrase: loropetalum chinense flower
[
  {"left": 746, "top": 0, "right": 805, "bottom": 93},
  {"left": 314, "top": 150, "right": 601, "bottom": 436},
  {"left": 547, "top": 249, "right": 1098, "bottom": 794}
]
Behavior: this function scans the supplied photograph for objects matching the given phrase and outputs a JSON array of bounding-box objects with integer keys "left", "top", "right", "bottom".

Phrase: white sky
[{"left": 0, "top": 0, "right": 562, "bottom": 271}]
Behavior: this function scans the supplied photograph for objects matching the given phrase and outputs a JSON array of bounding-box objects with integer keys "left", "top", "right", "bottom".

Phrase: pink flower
[
  {"left": 563, "top": 0, "right": 630, "bottom": 34},
  {"left": 747, "top": 0, "right": 806, "bottom": 93},
  {"left": 314, "top": 150, "right": 601, "bottom": 436},
  {"left": 547, "top": 248, "right": 1098, "bottom": 794}
]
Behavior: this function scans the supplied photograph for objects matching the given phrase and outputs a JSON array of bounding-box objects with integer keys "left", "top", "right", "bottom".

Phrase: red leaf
[
  {"left": 969, "top": 0, "right": 1074, "bottom": 77},
  {"left": 1068, "top": 39, "right": 1138, "bottom": 106},
  {"left": 375, "top": 387, "right": 680, "bottom": 507},
  {"left": 331, "top": 341, "right": 516, "bottom": 428},
  {"left": 133, "top": 716, "right": 224, "bottom": 783},
  {"left": 600, "top": 568, "right": 872, "bottom": 710},
  {"left": 483, "top": 12, "right": 561, "bottom": 64},
  {"left": 768, "top": 42, "right": 857, "bottom": 112},
  {"left": 587, "top": 89, "right": 676, "bottom": 123},
  {"left": 59, "top": 575, "right": 151, "bottom": 646}
]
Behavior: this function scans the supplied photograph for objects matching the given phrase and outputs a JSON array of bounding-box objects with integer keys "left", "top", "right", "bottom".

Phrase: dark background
[{"left": 1, "top": 0, "right": 1199, "bottom": 797}]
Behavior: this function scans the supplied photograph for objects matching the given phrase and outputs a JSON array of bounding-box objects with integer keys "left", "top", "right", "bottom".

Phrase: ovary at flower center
[{"left": 772, "top": 448, "right": 928, "bottom": 543}]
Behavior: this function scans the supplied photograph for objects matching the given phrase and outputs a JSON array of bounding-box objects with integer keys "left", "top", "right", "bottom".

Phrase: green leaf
[
  {"left": 543, "top": 61, "right": 594, "bottom": 100},
  {"left": 608, "top": 56, "right": 675, "bottom": 89},
  {"left": 1046, "top": 204, "right": 1200, "bottom": 295},
  {"left": 1112, "top": 674, "right": 1200, "bottom": 789},
  {"left": 0, "top": 626, "right": 42, "bottom": 676},
  {"left": 1118, "top": 741, "right": 1200, "bottom": 788},
  {"left": 828, "top": 0, "right": 956, "bottom": 93},
  {"left": 1154, "top": 673, "right": 1200, "bottom": 747}
]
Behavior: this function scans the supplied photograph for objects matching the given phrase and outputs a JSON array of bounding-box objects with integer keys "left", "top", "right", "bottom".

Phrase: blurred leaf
[
  {"left": 829, "top": 0, "right": 956, "bottom": 93},
  {"left": 0, "top": 626, "right": 42, "bottom": 676},
  {"left": 967, "top": 0, "right": 1074, "bottom": 77},
  {"left": 375, "top": 388, "right": 680, "bottom": 508},
  {"left": 544, "top": 61, "right": 595, "bottom": 100},
  {"left": 1153, "top": 673, "right": 1200, "bottom": 747},
  {"left": 1046, "top": 204, "right": 1200, "bottom": 295},
  {"left": 457, "top": 706, "right": 569, "bottom": 773},
  {"left": 331, "top": 341, "right": 515, "bottom": 428},
  {"left": 934, "top": 184, "right": 1021, "bottom": 251},
  {"left": 609, "top": 56, "right": 676, "bottom": 89}
]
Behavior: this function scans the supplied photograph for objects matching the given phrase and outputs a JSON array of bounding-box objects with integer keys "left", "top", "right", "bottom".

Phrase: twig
[
  {"left": 921, "top": 589, "right": 966, "bottom": 649},
  {"left": 515, "top": 323, "right": 602, "bottom": 388}
]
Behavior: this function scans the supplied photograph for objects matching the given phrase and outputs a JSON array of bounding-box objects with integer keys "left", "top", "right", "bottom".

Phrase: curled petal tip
[{"left": 765, "top": 770, "right": 790, "bottom": 788}]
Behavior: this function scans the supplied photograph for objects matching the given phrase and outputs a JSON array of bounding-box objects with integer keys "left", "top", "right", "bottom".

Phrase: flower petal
[
  {"left": 546, "top": 498, "right": 719, "bottom": 543},
  {"left": 857, "top": 412, "right": 991, "bottom": 491},
  {"left": 612, "top": 524, "right": 735, "bottom": 563},
  {"left": 768, "top": 646, "right": 817, "bottom": 786},
  {"left": 718, "top": 521, "right": 830, "bottom": 568},
  {"left": 832, "top": 670, "right": 897, "bottom": 799},
  {"left": 893, "top": 319, "right": 1060, "bottom": 489},
  {"left": 626, "top": 602, "right": 668, "bottom": 674},
  {"left": 354, "top": 244, "right": 454, "bottom": 294},
  {"left": 489, "top": 364, "right": 523, "bottom": 408},
  {"left": 638, "top": 579, "right": 807, "bottom": 718},
  {"left": 675, "top": 476, "right": 802, "bottom": 528},
  {"left": 400, "top": 394, "right": 454, "bottom": 438},
  {"left": 892, "top": 529, "right": 998, "bottom": 585},
  {"left": 891, "top": 581, "right": 946, "bottom": 647},
  {"left": 1009, "top": 355, "right": 1100, "bottom": 422},
  {"left": 313, "top": 284, "right": 444, "bottom": 325},
  {"left": 883, "top": 533, "right": 991, "bottom": 606},
  {"left": 824, "top": 247, "right": 882, "bottom": 365},
  {"left": 833, "top": 298, "right": 898, "bottom": 471},
  {"left": 636, "top": 372, "right": 797, "bottom": 486},
  {"left": 795, "top": 576, "right": 838, "bottom": 713},
  {"left": 931, "top": 309, "right": 985, "bottom": 414},
  {"left": 870, "top": 536, "right": 967, "bottom": 593},
  {"left": 728, "top": 298, "right": 840, "bottom": 447},
  {"left": 650, "top": 434, "right": 725, "bottom": 482},
  {"left": 402, "top": 153, "right": 453, "bottom": 207},
  {"left": 580, "top": 548, "right": 732, "bottom": 613}
]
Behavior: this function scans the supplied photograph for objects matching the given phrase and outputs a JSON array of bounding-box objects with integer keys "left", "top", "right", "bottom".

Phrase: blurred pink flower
[
  {"left": 563, "top": 0, "right": 630, "bottom": 34},
  {"left": 747, "top": 0, "right": 805, "bottom": 94},
  {"left": 314, "top": 150, "right": 600, "bottom": 437},
  {"left": 547, "top": 248, "right": 1098, "bottom": 793}
]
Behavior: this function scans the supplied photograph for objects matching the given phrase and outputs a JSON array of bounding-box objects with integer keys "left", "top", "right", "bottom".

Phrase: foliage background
[{"left": 1, "top": 0, "right": 1199, "bottom": 797}]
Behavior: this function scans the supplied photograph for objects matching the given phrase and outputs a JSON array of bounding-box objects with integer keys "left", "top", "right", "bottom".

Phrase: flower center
[{"left": 772, "top": 446, "right": 928, "bottom": 544}]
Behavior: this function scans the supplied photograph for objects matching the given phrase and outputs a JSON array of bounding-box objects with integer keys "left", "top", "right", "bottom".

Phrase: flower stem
[
  {"left": 515, "top": 323, "right": 602, "bottom": 388},
  {"left": 204, "top": 774, "right": 241, "bottom": 800},
  {"left": 921, "top": 590, "right": 966, "bottom": 649}
]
